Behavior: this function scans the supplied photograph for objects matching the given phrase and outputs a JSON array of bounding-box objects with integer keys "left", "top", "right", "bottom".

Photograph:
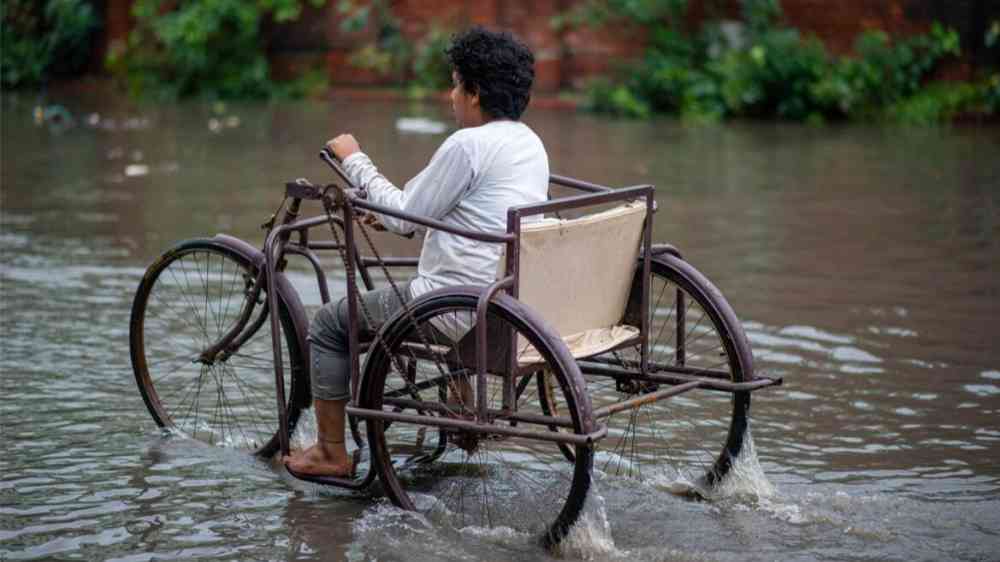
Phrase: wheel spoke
[
  {"left": 585, "top": 258, "right": 750, "bottom": 490},
  {"left": 132, "top": 245, "right": 305, "bottom": 457},
  {"left": 368, "top": 299, "right": 591, "bottom": 544}
]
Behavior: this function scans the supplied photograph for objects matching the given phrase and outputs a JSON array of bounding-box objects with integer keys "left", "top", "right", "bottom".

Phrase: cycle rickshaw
[{"left": 129, "top": 150, "right": 782, "bottom": 547}]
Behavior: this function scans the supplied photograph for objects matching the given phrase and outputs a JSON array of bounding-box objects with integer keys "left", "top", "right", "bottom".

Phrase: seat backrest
[{"left": 505, "top": 202, "right": 647, "bottom": 339}]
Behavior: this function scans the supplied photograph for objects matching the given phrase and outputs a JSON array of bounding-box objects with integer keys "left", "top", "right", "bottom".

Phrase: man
[{"left": 284, "top": 26, "right": 549, "bottom": 477}]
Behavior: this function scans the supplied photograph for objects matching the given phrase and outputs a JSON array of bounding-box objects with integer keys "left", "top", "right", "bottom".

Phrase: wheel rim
[
  {"left": 364, "top": 299, "right": 591, "bottom": 541},
  {"left": 587, "top": 260, "right": 749, "bottom": 489},
  {"left": 131, "top": 245, "right": 301, "bottom": 454}
]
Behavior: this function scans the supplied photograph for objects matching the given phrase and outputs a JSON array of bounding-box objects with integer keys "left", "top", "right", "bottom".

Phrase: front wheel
[
  {"left": 129, "top": 239, "right": 308, "bottom": 457},
  {"left": 360, "top": 290, "right": 594, "bottom": 548}
]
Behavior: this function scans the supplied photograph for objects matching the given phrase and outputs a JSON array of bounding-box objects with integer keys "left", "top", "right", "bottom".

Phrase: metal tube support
[
  {"left": 578, "top": 360, "right": 783, "bottom": 392},
  {"left": 641, "top": 191, "right": 653, "bottom": 379},
  {"left": 506, "top": 210, "right": 522, "bottom": 413},
  {"left": 549, "top": 174, "right": 614, "bottom": 193},
  {"left": 284, "top": 245, "right": 331, "bottom": 304},
  {"left": 345, "top": 405, "right": 607, "bottom": 446},
  {"left": 342, "top": 202, "right": 362, "bottom": 404},
  {"left": 593, "top": 381, "right": 701, "bottom": 419},
  {"left": 475, "top": 276, "right": 514, "bottom": 422},
  {"left": 263, "top": 228, "right": 291, "bottom": 457},
  {"left": 382, "top": 396, "right": 576, "bottom": 429}
]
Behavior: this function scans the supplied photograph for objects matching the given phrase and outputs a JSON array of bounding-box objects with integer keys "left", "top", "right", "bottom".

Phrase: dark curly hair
[{"left": 446, "top": 26, "right": 535, "bottom": 120}]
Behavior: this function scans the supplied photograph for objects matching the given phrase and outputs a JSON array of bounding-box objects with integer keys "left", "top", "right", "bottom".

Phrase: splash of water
[
  {"left": 556, "top": 485, "right": 629, "bottom": 561},
  {"left": 708, "top": 433, "right": 776, "bottom": 501}
]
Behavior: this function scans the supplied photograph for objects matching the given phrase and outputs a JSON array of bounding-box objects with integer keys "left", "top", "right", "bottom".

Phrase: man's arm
[{"left": 339, "top": 137, "right": 474, "bottom": 235}]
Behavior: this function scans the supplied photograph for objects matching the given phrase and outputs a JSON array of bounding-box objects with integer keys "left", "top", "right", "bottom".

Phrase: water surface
[{"left": 2, "top": 88, "right": 999, "bottom": 561}]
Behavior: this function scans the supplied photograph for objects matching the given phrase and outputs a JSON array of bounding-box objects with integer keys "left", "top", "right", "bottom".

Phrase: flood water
[{"left": 2, "top": 87, "right": 999, "bottom": 561}]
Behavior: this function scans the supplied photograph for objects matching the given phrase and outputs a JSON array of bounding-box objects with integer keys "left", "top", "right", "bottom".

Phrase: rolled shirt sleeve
[{"left": 340, "top": 137, "right": 474, "bottom": 235}]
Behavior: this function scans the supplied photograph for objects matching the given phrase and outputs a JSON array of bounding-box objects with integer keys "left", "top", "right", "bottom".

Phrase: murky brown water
[{"left": 2, "top": 86, "right": 999, "bottom": 561}]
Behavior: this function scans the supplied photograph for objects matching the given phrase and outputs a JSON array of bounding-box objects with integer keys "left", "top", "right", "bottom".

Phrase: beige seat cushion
[
  {"left": 517, "top": 325, "right": 639, "bottom": 365},
  {"left": 505, "top": 202, "right": 646, "bottom": 363}
]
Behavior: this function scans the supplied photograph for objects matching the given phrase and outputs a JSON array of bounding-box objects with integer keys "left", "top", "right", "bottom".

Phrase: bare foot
[{"left": 283, "top": 443, "right": 354, "bottom": 477}]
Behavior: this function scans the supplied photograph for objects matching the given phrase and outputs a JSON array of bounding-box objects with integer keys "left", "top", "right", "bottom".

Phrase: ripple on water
[{"left": 963, "top": 384, "right": 1000, "bottom": 397}]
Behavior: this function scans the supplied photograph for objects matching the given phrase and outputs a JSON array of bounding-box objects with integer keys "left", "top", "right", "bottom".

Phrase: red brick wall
[
  {"left": 780, "top": 0, "right": 927, "bottom": 55},
  {"left": 105, "top": 0, "right": 994, "bottom": 90}
]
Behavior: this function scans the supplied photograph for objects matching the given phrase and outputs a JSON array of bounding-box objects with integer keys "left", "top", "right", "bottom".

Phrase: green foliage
[
  {"left": 340, "top": 0, "right": 411, "bottom": 79},
  {"left": 714, "top": 29, "right": 831, "bottom": 120},
  {"left": 570, "top": 0, "right": 983, "bottom": 123},
  {"left": 338, "top": 0, "right": 452, "bottom": 94},
  {"left": 984, "top": 73, "right": 1000, "bottom": 113},
  {"left": 585, "top": 78, "right": 651, "bottom": 118},
  {"left": 986, "top": 20, "right": 1000, "bottom": 49},
  {"left": 1, "top": 0, "right": 98, "bottom": 88},
  {"left": 108, "top": 0, "right": 322, "bottom": 99},
  {"left": 410, "top": 26, "right": 453, "bottom": 91},
  {"left": 883, "top": 81, "right": 981, "bottom": 125},
  {"left": 554, "top": 0, "right": 688, "bottom": 29}
]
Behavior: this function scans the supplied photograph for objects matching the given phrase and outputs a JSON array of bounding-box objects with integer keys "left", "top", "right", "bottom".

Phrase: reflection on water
[{"left": 2, "top": 88, "right": 999, "bottom": 561}]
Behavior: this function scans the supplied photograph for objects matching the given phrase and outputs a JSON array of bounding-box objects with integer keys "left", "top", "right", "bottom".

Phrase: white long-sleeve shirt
[{"left": 341, "top": 120, "right": 550, "bottom": 304}]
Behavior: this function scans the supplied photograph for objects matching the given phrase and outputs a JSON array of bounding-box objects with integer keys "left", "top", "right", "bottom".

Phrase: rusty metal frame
[{"left": 250, "top": 157, "right": 780, "bottom": 470}]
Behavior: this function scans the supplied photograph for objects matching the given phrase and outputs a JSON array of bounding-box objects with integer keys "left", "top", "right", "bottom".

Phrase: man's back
[{"left": 412, "top": 119, "right": 548, "bottom": 298}]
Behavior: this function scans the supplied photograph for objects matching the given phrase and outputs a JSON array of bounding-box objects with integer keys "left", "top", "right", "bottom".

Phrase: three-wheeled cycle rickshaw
[{"left": 129, "top": 150, "right": 781, "bottom": 547}]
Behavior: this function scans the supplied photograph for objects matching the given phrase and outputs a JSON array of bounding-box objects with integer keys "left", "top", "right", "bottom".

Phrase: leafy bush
[
  {"left": 108, "top": 0, "right": 322, "bottom": 99},
  {"left": 570, "top": 0, "right": 982, "bottom": 123},
  {"left": 338, "top": 0, "right": 452, "bottom": 94},
  {"left": 410, "top": 25, "right": 453, "bottom": 91},
  {"left": 883, "top": 81, "right": 981, "bottom": 124},
  {"left": 713, "top": 29, "right": 831, "bottom": 120},
  {"left": 1, "top": 0, "right": 98, "bottom": 89},
  {"left": 585, "top": 78, "right": 652, "bottom": 118}
]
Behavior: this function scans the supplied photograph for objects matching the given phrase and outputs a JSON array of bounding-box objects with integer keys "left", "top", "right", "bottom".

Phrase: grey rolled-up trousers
[{"left": 308, "top": 282, "right": 412, "bottom": 401}]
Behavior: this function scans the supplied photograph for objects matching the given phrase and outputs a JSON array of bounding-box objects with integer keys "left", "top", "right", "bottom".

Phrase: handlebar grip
[{"left": 319, "top": 148, "right": 356, "bottom": 189}]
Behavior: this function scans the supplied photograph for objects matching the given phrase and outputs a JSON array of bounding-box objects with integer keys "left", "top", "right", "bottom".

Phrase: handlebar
[
  {"left": 319, "top": 148, "right": 359, "bottom": 191},
  {"left": 315, "top": 147, "right": 413, "bottom": 238}
]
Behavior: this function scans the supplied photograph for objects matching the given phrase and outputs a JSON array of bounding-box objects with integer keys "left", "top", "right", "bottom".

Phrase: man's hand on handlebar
[{"left": 326, "top": 134, "right": 360, "bottom": 161}]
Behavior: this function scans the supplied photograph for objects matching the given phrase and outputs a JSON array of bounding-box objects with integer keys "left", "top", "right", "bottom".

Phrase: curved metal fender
[{"left": 211, "top": 234, "right": 313, "bottom": 406}]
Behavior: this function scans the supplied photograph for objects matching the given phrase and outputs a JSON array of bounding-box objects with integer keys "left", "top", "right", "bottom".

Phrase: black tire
[
  {"left": 584, "top": 254, "right": 752, "bottom": 489},
  {"left": 129, "top": 239, "right": 308, "bottom": 458},
  {"left": 361, "top": 290, "right": 593, "bottom": 548}
]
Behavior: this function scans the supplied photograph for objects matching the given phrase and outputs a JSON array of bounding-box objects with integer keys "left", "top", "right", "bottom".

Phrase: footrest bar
[
  {"left": 284, "top": 461, "right": 369, "bottom": 490},
  {"left": 347, "top": 405, "right": 607, "bottom": 445}
]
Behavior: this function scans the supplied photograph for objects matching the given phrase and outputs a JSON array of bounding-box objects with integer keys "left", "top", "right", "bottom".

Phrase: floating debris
[
  {"left": 395, "top": 117, "right": 447, "bottom": 134},
  {"left": 125, "top": 164, "right": 150, "bottom": 177},
  {"left": 33, "top": 104, "right": 74, "bottom": 133}
]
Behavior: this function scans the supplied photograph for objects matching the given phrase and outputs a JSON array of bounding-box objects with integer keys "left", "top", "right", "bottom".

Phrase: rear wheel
[
  {"left": 585, "top": 254, "right": 752, "bottom": 489},
  {"left": 361, "top": 291, "right": 594, "bottom": 547},
  {"left": 129, "top": 239, "right": 308, "bottom": 457}
]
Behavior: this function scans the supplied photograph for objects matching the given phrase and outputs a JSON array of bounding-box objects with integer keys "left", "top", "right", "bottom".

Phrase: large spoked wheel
[
  {"left": 361, "top": 290, "right": 594, "bottom": 548},
  {"left": 585, "top": 253, "right": 752, "bottom": 490},
  {"left": 129, "top": 239, "right": 308, "bottom": 458}
]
